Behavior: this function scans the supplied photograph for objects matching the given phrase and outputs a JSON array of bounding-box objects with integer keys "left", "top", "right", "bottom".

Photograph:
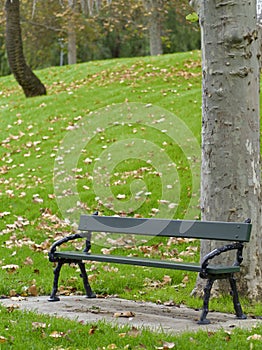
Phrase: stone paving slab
[{"left": 0, "top": 296, "right": 261, "bottom": 335}]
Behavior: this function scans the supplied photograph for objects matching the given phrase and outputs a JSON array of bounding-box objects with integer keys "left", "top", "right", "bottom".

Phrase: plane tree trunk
[{"left": 191, "top": 0, "right": 262, "bottom": 300}]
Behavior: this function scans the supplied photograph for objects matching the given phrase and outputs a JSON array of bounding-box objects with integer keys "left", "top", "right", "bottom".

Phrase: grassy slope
[
  {"left": 0, "top": 51, "right": 261, "bottom": 316},
  {"left": 0, "top": 51, "right": 262, "bottom": 350}
]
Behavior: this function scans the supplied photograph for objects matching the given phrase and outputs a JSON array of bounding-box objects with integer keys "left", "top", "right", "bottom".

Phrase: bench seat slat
[
  {"left": 78, "top": 215, "right": 252, "bottom": 242},
  {"left": 54, "top": 251, "right": 240, "bottom": 274}
]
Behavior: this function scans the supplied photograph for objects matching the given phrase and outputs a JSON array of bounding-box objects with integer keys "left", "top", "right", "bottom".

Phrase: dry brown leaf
[
  {"left": 24, "top": 257, "right": 33, "bottom": 265},
  {"left": 9, "top": 289, "right": 17, "bottom": 297},
  {"left": 182, "top": 275, "right": 189, "bottom": 284},
  {"left": 32, "top": 322, "right": 47, "bottom": 329},
  {"left": 102, "top": 265, "right": 118, "bottom": 272},
  {"left": 247, "top": 334, "right": 262, "bottom": 341},
  {"left": 6, "top": 304, "right": 20, "bottom": 312},
  {"left": 162, "top": 341, "right": 176, "bottom": 349},
  {"left": 49, "top": 331, "right": 65, "bottom": 338},
  {"left": 114, "top": 311, "right": 135, "bottom": 318},
  {"left": 118, "top": 333, "right": 127, "bottom": 338},
  {"left": 88, "top": 325, "right": 98, "bottom": 335},
  {"left": 162, "top": 275, "right": 172, "bottom": 284},
  {"left": 2, "top": 264, "right": 19, "bottom": 272},
  {"left": 163, "top": 300, "right": 176, "bottom": 306},
  {"left": 155, "top": 341, "right": 176, "bottom": 350},
  {"left": 127, "top": 326, "right": 141, "bottom": 337},
  {"left": 0, "top": 211, "right": 11, "bottom": 217},
  {"left": 101, "top": 248, "right": 113, "bottom": 255},
  {"left": 28, "top": 285, "right": 38, "bottom": 296},
  {"left": 0, "top": 336, "right": 7, "bottom": 343}
]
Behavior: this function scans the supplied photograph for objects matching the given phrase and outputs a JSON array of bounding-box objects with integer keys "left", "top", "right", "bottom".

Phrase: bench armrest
[
  {"left": 48, "top": 233, "right": 83, "bottom": 262},
  {"left": 200, "top": 242, "right": 244, "bottom": 278}
]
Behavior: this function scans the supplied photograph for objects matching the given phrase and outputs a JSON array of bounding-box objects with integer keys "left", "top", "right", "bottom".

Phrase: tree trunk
[
  {"left": 5, "top": 0, "right": 46, "bottom": 97},
  {"left": 143, "top": 0, "right": 163, "bottom": 56},
  {"left": 258, "top": 0, "right": 262, "bottom": 25},
  {"left": 68, "top": 24, "right": 77, "bottom": 65},
  {"left": 191, "top": 0, "right": 262, "bottom": 300},
  {"left": 67, "top": 0, "right": 77, "bottom": 65}
]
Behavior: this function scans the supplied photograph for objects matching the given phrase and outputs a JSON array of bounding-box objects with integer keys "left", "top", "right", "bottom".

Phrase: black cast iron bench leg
[
  {"left": 78, "top": 262, "right": 96, "bottom": 298},
  {"left": 48, "top": 260, "right": 64, "bottom": 302},
  {"left": 229, "top": 274, "right": 246, "bottom": 320},
  {"left": 198, "top": 278, "right": 214, "bottom": 325}
]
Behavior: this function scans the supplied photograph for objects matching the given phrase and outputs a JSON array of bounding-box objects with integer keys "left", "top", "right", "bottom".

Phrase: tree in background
[
  {"left": 0, "top": 6, "right": 10, "bottom": 76},
  {"left": 5, "top": 0, "right": 46, "bottom": 97},
  {"left": 96, "top": 0, "right": 148, "bottom": 58},
  {"left": 59, "top": 0, "right": 112, "bottom": 64},
  {"left": 142, "top": 0, "right": 163, "bottom": 55},
  {"left": 1, "top": 0, "right": 199, "bottom": 75},
  {"left": 191, "top": 0, "right": 262, "bottom": 300}
]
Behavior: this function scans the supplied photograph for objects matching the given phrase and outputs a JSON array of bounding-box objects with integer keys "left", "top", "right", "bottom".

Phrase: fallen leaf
[
  {"left": 127, "top": 326, "right": 141, "bottom": 337},
  {"left": 6, "top": 304, "right": 20, "bottom": 312},
  {"left": 33, "top": 194, "right": 44, "bottom": 203},
  {"left": 49, "top": 331, "right": 65, "bottom": 338},
  {"left": 163, "top": 300, "right": 176, "bottom": 307},
  {"left": 88, "top": 325, "right": 98, "bottom": 335},
  {"left": 84, "top": 157, "right": 93, "bottom": 164},
  {"left": 114, "top": 311, "right": 135, "bottom": 318},
  {"left": 247, "top": 334, "right": 262, "bottom": 341},
  {"left": 116, "top": 194, "right": 126, "bottom": 199},
  {"left": 10, "top": 296, "right": 25, "bottom": 301},
  {"left": 103, "top": 265, "right": 118, "bottom": 272},
  {"left": 32, "top": 322, "right": 46, "bottom": 329},
  {"left": 0, "top": 211, "right": 11, "bottom": 217},
  {"left": 9, "top": 289, "right": 17, "bottom": 297},
  {"left": 163, "top": 275, "right": 172, "bottom": 284},
  {"left": 0, "top": 336, "right": 7, "bottom": 343},
  {"left": 118, "top": 333, "right": 127, "bottom": 338},
  {"left": 24, "top": 257, "right": 33, "bottom": 265},
  {"left": 2, "top": 264, "right": 19, "bottom": 271},
  {"left": 28, "top": 284, "right": 38, "bottom": 296},
  {"left": 101, "top": 248, "right": 113, "bottom": 255},
  {"left": 162, "top": 341, "right": 175, "bottom": 349},
  {"left": 182, "top": 275, "right": 189, "bottom": 284}
]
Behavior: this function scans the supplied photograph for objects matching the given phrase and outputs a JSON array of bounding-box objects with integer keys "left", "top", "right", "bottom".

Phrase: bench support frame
[
  {"left": 48, "top": 217, "right": 251, "bottom": 324},
  {"left": 48, "top": 258, "right": 95, "bottom": 302},
  {"left": 198, "top": 273, "right": 246, "bottom": 324}
]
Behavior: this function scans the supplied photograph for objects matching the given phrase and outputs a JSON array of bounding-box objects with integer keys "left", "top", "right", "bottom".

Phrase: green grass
[
  {"left": 0, "top": 50, "right": 202, "bottom": 298},
  {"left": 0, "top": 51, "right": 261, "bottom": 347},
  {"left": 0, "top": 305, "right": 261, "bottom": 350}
]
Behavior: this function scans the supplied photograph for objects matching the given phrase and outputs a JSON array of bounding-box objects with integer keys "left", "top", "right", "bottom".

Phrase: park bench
[{"left": 48, "top": 214, "right": 252, "bottom": 324}]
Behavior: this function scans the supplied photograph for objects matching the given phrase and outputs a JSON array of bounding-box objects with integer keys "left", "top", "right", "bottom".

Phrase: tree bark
[
  {"left": 5, "top": 0, "right": 46, "bottom": 97},
  {"left": 67, "top": 0, "right": 77, "bottom": 65},
  {"left": 143, "top": 0, "right": 163, "bottom": 56},
  {"left": 191, "top": 0, "right": 262, "bottom": 300},
  {"left": 68, "top": 24, "right": 77, "bottom": 65}
]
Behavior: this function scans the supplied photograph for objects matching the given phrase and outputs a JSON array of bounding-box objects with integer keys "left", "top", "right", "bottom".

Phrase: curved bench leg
[
  {"left": 198, "top": 278, "right": 214, "bottom": 325},
  {"left": 48, "top": 260, "right": 64, "bottom": 302},
  {"left": 229, "top": 275, "right": 246, "bottom": 320},
  {"left": 78, "top": 262, "right": 96, "bottom": 298}
]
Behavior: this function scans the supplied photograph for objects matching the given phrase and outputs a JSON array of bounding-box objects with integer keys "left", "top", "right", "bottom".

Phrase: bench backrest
[{"left": 78, "top": 215, "right": 252, "bottom": 242}]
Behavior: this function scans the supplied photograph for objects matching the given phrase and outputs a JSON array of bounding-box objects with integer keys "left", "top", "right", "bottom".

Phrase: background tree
[
  {"left": 142, "top": 0, "right": 163, "bottom": 55},
  {"left": 96, "top": 0, "right": 147, "bottom": 58},
  {"left": 1, "top": 0, "right": 200, "bottom": 75},
  {"left": 191, "top": 0, "right": 262, "bottom": 300},
  {"left": 5, "top": 0, "right": 46, "bottom": 97},
  {"left": 21, "top": 0, "right": 64, "bottom": 68},
  {"left": 0, "top": 6, "right": 10, "bottom": 75}
]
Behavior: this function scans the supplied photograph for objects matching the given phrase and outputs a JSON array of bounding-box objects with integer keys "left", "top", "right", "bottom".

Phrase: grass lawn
[{"left": 0, "top": 51, "right": 261, "bottom": 348}]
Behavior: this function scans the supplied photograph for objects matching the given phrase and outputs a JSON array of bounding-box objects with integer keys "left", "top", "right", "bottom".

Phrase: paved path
[{"left": 0, "top": 296, "right": 261, "bottom": 334}]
